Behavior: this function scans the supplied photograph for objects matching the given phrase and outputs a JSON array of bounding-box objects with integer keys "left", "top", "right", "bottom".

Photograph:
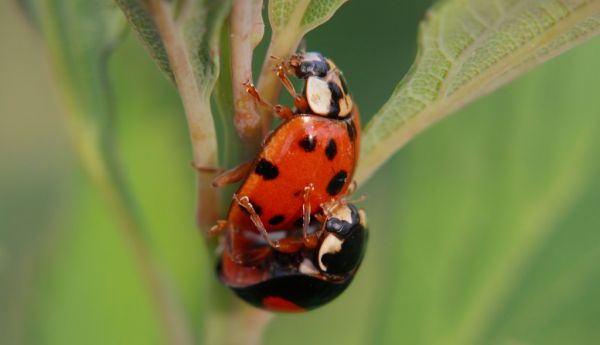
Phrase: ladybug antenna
[
  {"left": 346, "top": 180, "right": 358, "bottom": 195},
  {"left": 335, "top": 180, "right": 366, "bottom": 204},
  {"left": 340, "top": 181, "right": 368, "bottom": 204},
  {"left": 344, "top": 194, "right": 367, "bottom": 204}
]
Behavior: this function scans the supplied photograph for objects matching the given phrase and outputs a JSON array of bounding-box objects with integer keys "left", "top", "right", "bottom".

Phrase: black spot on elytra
[
  {"left": 346, "top": 121, "right": 356, "bottom": 142},
  {"left": 329, "top": 81, "right": 343, "bottom": 101},
  {"left": 255, "top": 159, "right": 279, "bottom": 180},
  {"left": 238, "top": 201, "right": 262, "bottom": 216},
  {"left": 268, "top": 215, "right": 285, "bottom": 226},
  {"left": 328, "top": 81, "right": 342, "bottom": 117},
  {"left": 299, "top": 135, "right": 317, "bottom": 152},
  {"left": 340, "top": 75, "right": 350, "bottom": 94},
  {"left": 294, "top": 217, "right": 304, "bottom": 228},
  {"left": 326, "top": 170, "right": 348, "bottom": 196},
  {"left": 325, "top": 139, "right": 337, "bottom": 161}
]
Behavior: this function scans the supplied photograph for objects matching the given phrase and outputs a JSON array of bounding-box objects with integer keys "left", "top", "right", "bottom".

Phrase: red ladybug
[
  {"left": 213, "top": 52, "right": 360, "bottom": 258},
  {"left": 218, "top": 203, "right": 368, "bottom": 312}
]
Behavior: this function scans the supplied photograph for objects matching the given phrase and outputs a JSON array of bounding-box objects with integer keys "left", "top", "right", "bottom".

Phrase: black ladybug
[{"left": 218, "top": 203, "right": 368, "bottom": 312}]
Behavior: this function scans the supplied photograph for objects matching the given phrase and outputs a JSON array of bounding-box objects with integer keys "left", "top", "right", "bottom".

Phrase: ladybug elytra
[
  {"left": 219, "top": 203, "right": 368, "bottom": 312},
  {"left": 212, "top": 52, "right": 360, "bottom": 258}
]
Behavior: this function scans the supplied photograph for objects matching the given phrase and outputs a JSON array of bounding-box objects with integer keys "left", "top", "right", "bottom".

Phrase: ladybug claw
[
  {"left": 212, "top": 161, "right": 252, "bottom": 188},
  {"left": 274, "top": 237, "right": 305, "bottom": 253},
  {"left": 208, "top": 220, "right": 228, "bottom": 237}
]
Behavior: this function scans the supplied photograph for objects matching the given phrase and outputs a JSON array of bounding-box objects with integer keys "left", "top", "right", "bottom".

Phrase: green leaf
[
  {"left": 115, "top": 0, "right": 232, "bottom": 232},
  {"left": 269, "top": 0, "right": 348, "bottom": 36},
  {"left": 366, "top": 37, "right": 600, "bottom": 345},
  {"left": 113, "top": 0, "right": 175, "bottom": 82},
  {"left": 177, "top": 0, "right": 233, "bottom": 100},
  {"left": 25, "top": 1, "right": 195, "bottom": 344},
  {"left": 257, "top": 0, "right": 347, "bottom": 127},
  {"left": 35, "top": 0, "right": 125, "bottom": 133},
  {"left": 115, "top": 0, "right": 231, "bottom": 163},
  {"left": 357, "top": 0, "right": 600, "bottom": 184}
]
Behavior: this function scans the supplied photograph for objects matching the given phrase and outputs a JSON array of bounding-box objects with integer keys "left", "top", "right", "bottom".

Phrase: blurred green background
[{"left": 2, "top": 0, "right": 600, "bottom": 344}]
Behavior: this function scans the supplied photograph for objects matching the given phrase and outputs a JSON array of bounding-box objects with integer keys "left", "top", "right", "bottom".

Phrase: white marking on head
[
  {"left": 302, "top": 52, "right": 324, "bottom": 63},
  {"left": 318, "top": 234, "right": 343, "bottom": 272},
  {"left": 307, "top": 77, "right": 332, "bottom": 116},
  {"left": 331, "top": 205, "right": 353, "bottom": 224}
]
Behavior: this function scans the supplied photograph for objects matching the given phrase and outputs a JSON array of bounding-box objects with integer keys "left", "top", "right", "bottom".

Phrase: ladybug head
[
  {"left": 317, "top": 204, "right": 368, "bottom": 277},
  {"left": 287, "top": 52, "right": 353, "bottom": 119},
  {"left": 288, "top": 52, "right": 331, "bottom": 78}
]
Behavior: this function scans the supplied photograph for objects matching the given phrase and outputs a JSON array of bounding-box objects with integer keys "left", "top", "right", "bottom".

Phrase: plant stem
[
  {"left": 229, "top": 0, "right": 264, "bottom": 147},
  {"left": 256, "top": 0, "right": 310, "bottom": 134},
  {"left": 204, "top": 289, "right": 274, "bottom": 345},
  {"left": 199, "top": 3, "right": 277, "bottom": 345},
  {"left": 147, "top": 0, "right": 221, "bottom": 232}
]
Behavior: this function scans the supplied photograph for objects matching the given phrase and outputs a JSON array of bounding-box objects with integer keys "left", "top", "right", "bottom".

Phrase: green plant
[{"left": 15, "top": 0, "right": 600, "bottom": 344}]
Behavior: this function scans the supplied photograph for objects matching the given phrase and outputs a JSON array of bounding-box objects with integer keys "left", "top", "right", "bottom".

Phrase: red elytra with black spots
[{"left": 226, "top": 107, "right": 360, "bottom": 235}]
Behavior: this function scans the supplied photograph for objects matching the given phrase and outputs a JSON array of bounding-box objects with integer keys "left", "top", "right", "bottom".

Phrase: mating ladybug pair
[{"left": 211, "top": 52, "right": 368, "bottom": 312}]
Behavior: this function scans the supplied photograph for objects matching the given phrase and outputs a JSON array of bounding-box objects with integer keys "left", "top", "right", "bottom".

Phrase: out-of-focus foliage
[
  {"left": 2, "top": 1, "right": 600, "bottom": 345},
  {"left": 116, "top": 0, "right": 232, "bottom": 177},
  {"left": 115, "top": 0, "right": 231, "bottom": 94},
  {"left": 358, "top": 0, "right": 600, "bottom": 183}
]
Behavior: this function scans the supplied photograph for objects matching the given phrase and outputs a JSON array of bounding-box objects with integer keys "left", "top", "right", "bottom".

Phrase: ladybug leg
[
  {"left": 226, "top": 225, "right": 266, "bottom": 265},
  {"left": 217, "top": 220, "right": 264, "bottom": 265},
  {"left": 339, "top": 181, "right": 368, "bottom": 204},
  {"left": 226, "top": 225, "right": 252, "bottom": 265},
  {"left": 211, "top": 161, "right": 253, "bottom": 188},
  {"left": 301, "top": 183, "right": 319, "bottom": 249},
  {"left": 314, "top": 212, "right": 328, "bottom": 235},
  {"left": 208, "top": 220, "right": 228, "bottom": 237},
  {"left": 244, "top": 81, "right": 294, "bottom": 119},
  {"left": 275, "top": 64, "right": 310, "bottom": 113},
  {"left": 234, "top": 194, "right": 303, "bottom": 253},
  {"left": 275, "top": 64, "right": 296, "bottom": 96},
  {"left": 315, "top": 212, "right": 330, "bottom": 237},
  {"left": 234, "top": 194, "right": 277, "bottom": 248}
]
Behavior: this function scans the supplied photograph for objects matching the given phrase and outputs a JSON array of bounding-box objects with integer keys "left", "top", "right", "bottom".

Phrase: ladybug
[
  {"left": 212, "top": 52, "right": 361, "bottom": 259},
  {"left": 218, "top": 203, "right": 368, "bottom": 312},
  {"left": 279, "top": 51, "right": 354, "bottom": 119}
]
